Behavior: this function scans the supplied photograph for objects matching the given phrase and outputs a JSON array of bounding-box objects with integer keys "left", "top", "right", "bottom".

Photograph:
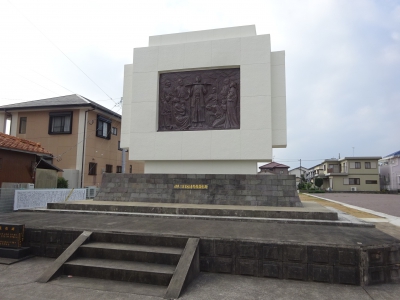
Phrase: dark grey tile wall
[
  {"left": 95, "top": 174, "right": 302, "bottom": 207},
  {"left": 23, "top": 228, "right": 400, "bottom": 285}
]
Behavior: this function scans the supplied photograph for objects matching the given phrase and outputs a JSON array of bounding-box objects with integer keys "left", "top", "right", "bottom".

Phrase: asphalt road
[{"left": 315, "top": 193, "right": 400, "bottom": 217}]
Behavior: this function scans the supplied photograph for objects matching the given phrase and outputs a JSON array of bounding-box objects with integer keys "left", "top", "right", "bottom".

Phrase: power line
[
  {"left": 6, "top": 68, "right": 61, "bottom": 96},
  {"left": 30, "top": 69, "right": 76, "bottom": 95},
  {"left": 7, "top": 0, "right": 118, "bottom": 105}
]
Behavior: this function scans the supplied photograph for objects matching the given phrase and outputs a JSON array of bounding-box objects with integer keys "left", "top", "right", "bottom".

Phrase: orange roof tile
[{"left": 0, "top": 132, "right": 52, "bottom": 156}]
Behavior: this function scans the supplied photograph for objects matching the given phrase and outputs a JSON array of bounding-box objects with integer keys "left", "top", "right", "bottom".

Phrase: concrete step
[
  {"left": 89, "top": 232, "right": 188, "bottom": 248},
  {"left": 64, "top": 257, "right": 175, "bottom": 286},
  {"left": 52, "top": 275, "right": 167, "bottom": 298},
  {"left": 78, "top": 242, "right": 183, "bottom": 265},
  {"left": 47, "top": 200, "right": 338, "bottom": 220}
]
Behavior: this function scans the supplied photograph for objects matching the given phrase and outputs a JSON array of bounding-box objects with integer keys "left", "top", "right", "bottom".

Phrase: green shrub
[
  {"left": 57, "top": 177, "right": 69, "bottom": 188},
  {"left": 315, "top": 178, "right": 323, "bottom": 189}
]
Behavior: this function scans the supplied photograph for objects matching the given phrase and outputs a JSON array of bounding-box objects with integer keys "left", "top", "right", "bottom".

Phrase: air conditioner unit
[
  {"left": 85, "top": 186, "right": 97, "bottom": 199},
  {"left": 350, "top": 187, "right": 357, "bottom": 192}
]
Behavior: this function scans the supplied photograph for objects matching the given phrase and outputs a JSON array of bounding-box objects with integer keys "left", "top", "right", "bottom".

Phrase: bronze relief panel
[{"left": 158, "top": 68, "right": 240, "bottom": 131}]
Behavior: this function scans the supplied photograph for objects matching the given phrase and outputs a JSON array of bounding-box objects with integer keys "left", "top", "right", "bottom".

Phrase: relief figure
[
  {"left": 173, "top": 97, "right": 190, "bottom": 130},
  {"left": 225, "top": 82, "right": 239, "bottom": 128},
  {"left": 205, "top": 87, "right": 218, "bottom": 127},
  {"left": 160, "top": 80, "right": 173, "bottom": 129},
  {"left": 158, "top": 68, "right": 239, "bottom": 131},
  {"left": 187, "top": 76, "right": 210, "bottom": 128}
]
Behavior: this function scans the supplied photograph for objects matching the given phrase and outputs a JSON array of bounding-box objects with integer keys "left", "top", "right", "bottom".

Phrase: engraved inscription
[
  {"left": 0, "top": 224, "right": 24, "bottom": 248},
  {"left": 158, "top": 68, "right": 240, "bottom": 131},
  {"left": 174, "top": 184, "right": 209, "bottom": 190}
]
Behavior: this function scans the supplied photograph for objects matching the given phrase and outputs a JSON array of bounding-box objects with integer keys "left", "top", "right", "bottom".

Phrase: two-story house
[
  {"left": 308, "top": 157, "right": 381, "bottom": 191},
  {"left": 0, "top": 94, "right": 144, "bottom": 188},
  {"left": 379, "top": 150, "right": 400, "bottom": 192},
  {"left": 258, "top": 162, "right": 290, "bottom": 175},
  {"left": 289, "top": 166, "right": 308, "bottom": 184}
]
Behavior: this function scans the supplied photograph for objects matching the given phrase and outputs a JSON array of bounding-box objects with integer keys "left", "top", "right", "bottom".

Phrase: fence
[
  {"left": 0, "top": 188, "right": 16, "bottom": 213},
  {"left": 13, "top": 189, "right": 87, "bottom": 210},
  {"left": 0, "top": 188, "right": 89, "bottom": 212}
]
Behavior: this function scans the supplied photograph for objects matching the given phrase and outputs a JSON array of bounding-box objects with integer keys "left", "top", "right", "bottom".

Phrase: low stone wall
[
  {"left": 23, "top": 228, "right": 400, "bottom": 285},
  {"left": 95, "top": 174, "right": 302, "bottom": 207}
]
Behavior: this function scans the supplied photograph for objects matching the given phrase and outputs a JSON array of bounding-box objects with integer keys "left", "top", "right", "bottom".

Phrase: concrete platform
[
  {"left": 1, "top": 203, "right": 399, "bottom": 287},
  {"left": 46, "top": 200, "right": 338, "bottom": 220}
]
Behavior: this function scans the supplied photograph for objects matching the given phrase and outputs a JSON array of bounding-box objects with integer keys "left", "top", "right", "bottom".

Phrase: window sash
[
  {"left": 88, "top": 162, "right": 97, "bottom": 175},
  {"left": 19, "top": 117, "right": 27, "bottom": 134},
  {"left": 49, "top": 113, "right": 72, "bottom": 134}
]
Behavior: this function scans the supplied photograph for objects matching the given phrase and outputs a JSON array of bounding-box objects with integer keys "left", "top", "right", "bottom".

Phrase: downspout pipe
[{"left": 80, "top": 108, "right": 95, "bottom": 188}]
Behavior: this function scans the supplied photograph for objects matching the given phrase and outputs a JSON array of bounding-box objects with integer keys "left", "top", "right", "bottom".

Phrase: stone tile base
[{"left": 95, "top": 174, "right": 302, "bottom": 207}]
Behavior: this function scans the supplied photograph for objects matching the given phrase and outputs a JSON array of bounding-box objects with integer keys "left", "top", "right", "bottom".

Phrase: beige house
[
  {"left": 306, "top": 157, "right": 381, "bottom": 192},
  {"left": 0, "top": 95, "right": 144, "bottom": 188}
]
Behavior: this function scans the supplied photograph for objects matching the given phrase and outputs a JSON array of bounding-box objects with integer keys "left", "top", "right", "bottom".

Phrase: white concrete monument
[{"left": 121, "top": 25, "right": 287, "bottom": 174}]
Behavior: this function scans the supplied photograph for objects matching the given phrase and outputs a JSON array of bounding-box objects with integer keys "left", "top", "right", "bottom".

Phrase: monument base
[
  {"left": 144, "top": 160, "right": 260, "bottom": 174},
  {"left": 95, "top": 173, "right": 302, "bottom": 207}
]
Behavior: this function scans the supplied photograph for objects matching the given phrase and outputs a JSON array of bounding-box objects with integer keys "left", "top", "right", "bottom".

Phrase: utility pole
[{"left": 299, "top": 159, "right": 302, "bottom": 182}]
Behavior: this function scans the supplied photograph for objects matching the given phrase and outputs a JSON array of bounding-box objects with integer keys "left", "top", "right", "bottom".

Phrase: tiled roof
[
  {"left": 259, "top": 162, "right": 290, "bottom": 169},
  {"left": 0, "top": 132, "right": 52, "bottom": 156},
  {"left": 0, "top": 94, "right": 121, "bottom": 119}
]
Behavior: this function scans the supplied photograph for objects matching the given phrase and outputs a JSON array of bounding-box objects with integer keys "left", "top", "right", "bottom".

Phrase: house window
[
  {"left": 366, "top": 180, "right": 377, "bottom": 184},
  {"left": 349, "top": 178, "right": 360, "bottom": 185},
  {"left": 49, "top": 112, "right": 72, "bottom": 134},
  {"left": 354, "top": 162, "right": 361, "bottom": 169},
  {"left": 118, "top": 141, "right": 122, "bottom": 151},
  {"left": 365, "top": 162, "right": 371, "bottom": 169},
  {"left": 88, "top": 162, "right": 97, "bottom": 175},
  {"left": 96, "top": 115, "right": 111, "bottom": 139},
  {"left": 105, "top": 164, "right": 113, "bottom": 173},
  {"left": 129, "top": 165, "right": 132, "bottom": 173},
  {"left": 116, "top": 166, "right": 122, "bottom": 173},
  {"left": 19, "top": 117, "right": 27, "bottom": 134},
  {"left": 111, "top": 127, "right": 117, "bottom": 135}
]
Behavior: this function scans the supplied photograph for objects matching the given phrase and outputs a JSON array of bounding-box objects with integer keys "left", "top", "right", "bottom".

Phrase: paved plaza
[
  {"left": 1, "top": 192, "right": 400, "bottom": 299},
  {"left": 0, "top": 256, "right": 399, "bottom": 300}
]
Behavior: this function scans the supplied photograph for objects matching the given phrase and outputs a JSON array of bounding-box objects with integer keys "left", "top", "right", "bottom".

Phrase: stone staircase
[{"left": 38, "top": 232, "right": 199, "bottom": 299}]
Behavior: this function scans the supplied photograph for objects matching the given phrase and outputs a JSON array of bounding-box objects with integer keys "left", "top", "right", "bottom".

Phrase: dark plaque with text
[
  {"left": 0, "top": 223, "right": 24, "bottom": 248},
  {"left": 158, "top": 68, "right": 240, "bottom": 131}
]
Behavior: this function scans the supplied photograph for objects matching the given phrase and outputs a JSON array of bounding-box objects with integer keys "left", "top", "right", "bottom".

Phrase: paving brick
[
  {"left": 283, "top": 245, "right": 307, "bottom": 263},
  {"left": 262, "top": 244, "right": 282, "bottom": 261},
  {"left": 308, "top": 265, "right": 334, "bottom": 283},
  {"left": 368, "top": 248, "right": 386, "bottom": 266},
  {"left": 262, "top": 262, "right": 283, "bottom": 278},
  {"left": 388, "top": 264, "right": 400, "bottom": 283},
  {"left": 215, "top": 241, "right": 234, "bottom": 257},
  {"left": 283, "top": 263, "right": 307, "bottom": 281},
  {"left": 237, "top": 242, "right": 260, "bottom": 259},
  {"left": 236, "top": 258, "right": 258, "bottom": 276},
  {"left": 368, "top": 266, "right": 387, "bottom": 284},
  {"left": 308, "top": 246, "right": 335, "bottom": 265},
  {"left": 334, "top": 266, "right": 360, "bottom": 285},
  {"left": 337, "top": 248, "right": 358, "bottom": 266}
]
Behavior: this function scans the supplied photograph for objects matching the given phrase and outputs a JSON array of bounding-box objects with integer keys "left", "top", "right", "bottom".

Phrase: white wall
[{"left": 121, "top": 25, "right": 287, "bottom": 174}]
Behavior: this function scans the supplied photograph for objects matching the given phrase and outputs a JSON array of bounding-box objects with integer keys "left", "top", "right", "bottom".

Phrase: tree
[
  {"left": 315, "top": 178, "right": 323, "bottom": 189},
  {"left": 57, "top": 177, "right": 69, "bottom": 188}
]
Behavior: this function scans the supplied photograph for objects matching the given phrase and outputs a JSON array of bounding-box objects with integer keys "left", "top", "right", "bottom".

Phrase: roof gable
[
  {"left": 0, "top": 94, "right": 121, "bottom": 119},
  {"left": 259, "top": 162, "right": 290, "bottom": 169}
]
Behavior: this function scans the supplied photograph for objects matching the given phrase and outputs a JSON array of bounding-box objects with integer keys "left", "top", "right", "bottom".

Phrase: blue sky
[{"left": 0, "top": 0, "right": 399, "bottom": 169}]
